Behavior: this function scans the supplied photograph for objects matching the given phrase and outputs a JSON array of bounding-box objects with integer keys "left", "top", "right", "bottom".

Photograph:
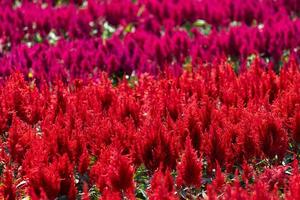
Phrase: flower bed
[
  {"left": 0, "top": 1, "right": 300, "bottom": 199},
  {"left": 0, "top": 60, "right": 299, "bottom": 199},
  {"left": 0, "top": 0, "right": 300, "bottom": 80}
]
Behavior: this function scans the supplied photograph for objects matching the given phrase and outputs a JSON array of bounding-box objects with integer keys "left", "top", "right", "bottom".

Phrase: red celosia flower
[
  {"left": 207, "top": 185, "right": 217, "bottom": 200},
  {"left": 223, "top": 178, "right": 250, "bottom": 199},
  {"left": 292, "top": 156, "right": 299, "bottom": 175},
  {"left": 204, "top": 123, "right": 227, "bottom": 171},
  {"left": 252, "top": 180, "right": 278, "bottom": 200},
  {"left": 7, "top": 115, "right": 35, "bottom": 165},
  {"left": 258, "top": 115, "right": 288, "bottom": 159},
  {"left": 78, "top": 148, "right": 90, "bottom": 175},
  {"left": 258, "top": 166, "right": 288, "bottom": 191},
  {"left": 25, "top": 152, "right": 76, "bottom": 200},
  {"left": 176, "top": 137, "right": 202, "bottom": 188},
  {"left": 241, "top": 160, "right": 254, "bottom": 184},
  {"left": 239, "top": 114, "right": 261, "bottom": 160},
  {"left": 100, "top": 187, "right": 122, "bottom": 200},
  {"left": 292, "top": 109, "right": 300, "bottom": 143},
  {"left": 56, "top": 154, "right": 77, "bottom": 199},
  {"left": 178, "top": 101, "right": 203, "bottom": 151},
  {"left": 285, "top": 170, "right": 300, "bottom": 200},
  {"left": 27, "top": 163, "right": 61, "bottom": 199},
  {"left": 4, "top": 73, "right": 42, "bottom": 125},
  {"left": 89, "top": 160, "right": 108, "bottom": 192},
  {"left": 81, "top": 183, "right": 89, "bottom": 200},
  {"left": 139, "top": 118, "right": 178, "bottom": 171},
  {"left": 108, "top": 151, "right": 135, "bottom": 196},
  {"left": 28, "top": 187, "right": 48, "bottom": 200},
  {"left": 148, "top": 168, "right": 176, "bottom": 200},
  {"left": 0, "top": 168, "right": 16, "bottom": 200},
  {"left": 211, "top": 161, "right": 225, "bottom": 193}
]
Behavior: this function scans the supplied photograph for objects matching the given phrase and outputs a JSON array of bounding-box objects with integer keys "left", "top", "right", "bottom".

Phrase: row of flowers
[
  {"left": 1, "top": 21, "right": 300, "bottom": 80},
  {"left": 1, "top": 0, "right": 299, "bottom": 43},
  {"left": 0, "top": 59, "right": 299, "bottom": 199},
  {"left": 0, "top": 0, "right": 300, "bottom": 80}
]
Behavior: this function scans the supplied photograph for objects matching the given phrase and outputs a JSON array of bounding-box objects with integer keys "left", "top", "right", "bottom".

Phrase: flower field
[{"left": 0, "top": 0, "right": 300, "bottom": 199}]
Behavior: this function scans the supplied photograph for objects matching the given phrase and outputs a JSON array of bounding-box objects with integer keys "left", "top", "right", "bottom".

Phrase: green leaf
[
  {"left": 34, "top": 33, "right": 43, "bottom": 43},
  {"left": 193, "top": 19, "right": 207, "bottom": 27},
  {"left": 134, "top": 165, "right": 150, "bottom": 199},
  {"left": 192, "top": 19, "right": 211, "bottom": 35},
  {"left": 102, "top": 22, "right": 116, "bottom": 40},
  {"left": 48, "top": 31, "right": 59, "bottom": 45},
  {"left": 89, "top": 185, "right": 100, "bottom": 200},
  {"left": 124, "top": 23, "right": 134, "bottom": 33}
]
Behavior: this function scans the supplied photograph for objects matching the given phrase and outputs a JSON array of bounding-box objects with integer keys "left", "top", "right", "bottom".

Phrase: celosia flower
[
  {"left": 108, "top": 151, "right": 135, "bottom": 195},
  {"left": 148, "top": 168, "right": 176, "bottom": 200},
  {"left": 176, "top": 137, "right": 202, "bottom": 188},
  {"left": 292, "top": 109, "right": 300, "bottom": 143},
  {"left": 211, "top": 161, "right": 225, "bottom": 193},
  {"left": 0, "top": 168, "right": 16, "bottom": 200},
  {"left": 7, "top": 115, "right": 35, "bottom": 166}
]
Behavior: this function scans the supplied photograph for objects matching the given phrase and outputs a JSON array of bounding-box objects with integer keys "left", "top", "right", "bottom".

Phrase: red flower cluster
[{"left": 0, "top": 59, "right": 299, "bottom": 199}]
